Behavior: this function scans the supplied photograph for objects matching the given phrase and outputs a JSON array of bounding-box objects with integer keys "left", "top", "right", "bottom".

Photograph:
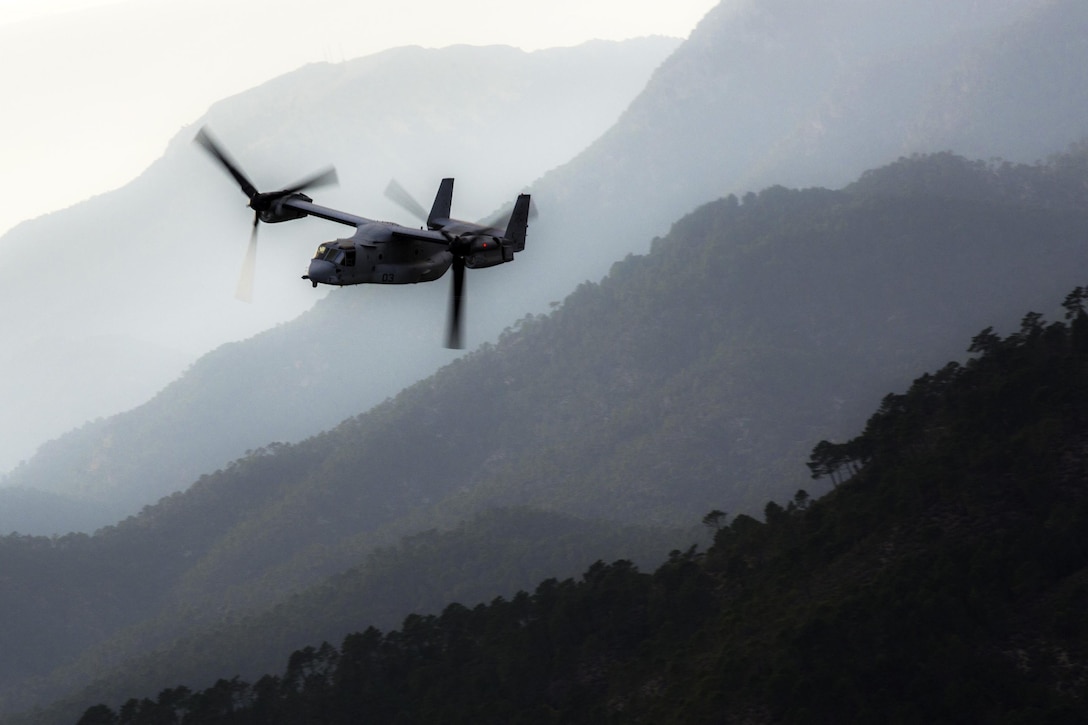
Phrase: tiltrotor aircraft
[{"left": 195, "top": 127, "right": 531, "bottom": 349}]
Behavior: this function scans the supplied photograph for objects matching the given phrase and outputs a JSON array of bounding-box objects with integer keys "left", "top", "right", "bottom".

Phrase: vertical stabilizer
[
  {"left": 504, "top": 194, "right": 531, "bottom": 252},
  {"left": 428, "top": 178, "right": 454, "bottom": 228}
]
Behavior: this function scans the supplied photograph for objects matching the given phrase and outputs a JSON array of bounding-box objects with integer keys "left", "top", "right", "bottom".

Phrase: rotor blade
[
  {"left": 284, "top": 166, "right": 339, "bottom": 194},
  {"left": 235, "top": 215, "right": 259, "bottom": 302},
  {"left": 446, "top": 256, "right": 465, "bottom": 349},
  {"left": 194, "top": 127, "right": 259, "bottom": 200},
  {"left": 384, "top": 179, "right": 429, "bottom": 224}
]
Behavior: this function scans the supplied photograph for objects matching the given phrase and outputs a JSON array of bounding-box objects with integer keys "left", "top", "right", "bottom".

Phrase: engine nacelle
[
  {"left": 464, "top": 236, "right": 514, "bottom": 269},
  {"left": 257, "top": 193, "right": 313, "bottom": 224}
]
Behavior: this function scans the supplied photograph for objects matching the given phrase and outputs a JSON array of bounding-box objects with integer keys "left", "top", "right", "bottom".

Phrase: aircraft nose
[{"left": 306, "top": 259, "right": 336, "bottom": 285}]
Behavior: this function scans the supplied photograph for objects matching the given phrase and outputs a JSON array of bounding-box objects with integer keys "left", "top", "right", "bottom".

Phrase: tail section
[
  {"left": 504, "top": 194, "right": 531, "bottom": 252},
  {"left": 428, "top": 178, "right": 454, "bottom": 229}
]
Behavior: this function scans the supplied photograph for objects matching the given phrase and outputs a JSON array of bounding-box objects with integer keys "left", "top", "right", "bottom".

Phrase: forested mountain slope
[
  {"left": 2, "top": 150, "right": 1088, "bottom": 720},
  {"left": 78, "top": 290, "right": 1088, "bottom": 723}
]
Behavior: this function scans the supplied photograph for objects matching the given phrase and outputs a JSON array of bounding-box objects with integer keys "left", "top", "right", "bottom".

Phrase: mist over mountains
[
  {"left": 6, "top": 0, "right": 1088, "bottom": 534},
  {"left": 0, "top": 37, "right": 679, "bottom": 474},
  {"left": 534, "top": 0, "right": 1086, "bottom": 251},
  {"left": 3, "top": 0, "right": 1088, "bottom": 719}
]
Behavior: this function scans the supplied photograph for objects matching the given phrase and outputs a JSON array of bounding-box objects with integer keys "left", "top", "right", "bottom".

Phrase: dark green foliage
[
  {"left": 18, "top": 508, "right": 683, "bottom": 725},
  {"left": 81, "top": 295, "right": 1088, "bottom": 722},
  {"left": 79, "top": 557, "right": 716, "bottom": 725}
]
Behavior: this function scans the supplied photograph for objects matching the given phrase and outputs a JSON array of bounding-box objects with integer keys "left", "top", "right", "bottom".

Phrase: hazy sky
[{"left": 0, "top": 0, "right": 718, "bottom": 237}]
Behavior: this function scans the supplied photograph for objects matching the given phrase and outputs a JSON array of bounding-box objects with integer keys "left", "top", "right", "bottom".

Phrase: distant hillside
[
  {"left": 539, "top": 0, "right": 1085, "bottom": 227},
  {"left": 8, "top": 147, "right": 1088, "bottom": 534},
  {"left": 75, "top": 290, "right": 1088, "bottom": 723},
  {"left": 3, "top": 150, "right": 1088, "bottom": 718},
  {"left": 508, "top": 0, "right": 1088, "bottom": 337},
  {"left": 0, "top": 37, "right": 680, "bottom": 473},
  {"left": 9, "top": 0, "right": 1088, "bottom": 527}
]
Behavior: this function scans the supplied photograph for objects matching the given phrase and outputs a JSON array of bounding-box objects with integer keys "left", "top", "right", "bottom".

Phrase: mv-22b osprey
[{"left": 195, "top": 127, "right": 531, "bottom": 348}]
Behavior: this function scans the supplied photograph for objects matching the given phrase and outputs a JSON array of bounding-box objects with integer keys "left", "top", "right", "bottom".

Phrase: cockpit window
[{"left": 314, "top": 244, "right": 345, "bottom": 265}]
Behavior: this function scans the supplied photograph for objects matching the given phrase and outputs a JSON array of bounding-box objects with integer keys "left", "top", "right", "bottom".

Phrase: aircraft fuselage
[{"left": 303, "top": 222, "right": 453, "bottom": 287}]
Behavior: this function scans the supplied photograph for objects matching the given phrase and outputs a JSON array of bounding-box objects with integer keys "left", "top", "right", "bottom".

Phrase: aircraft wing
[
  {"left": 391, "top": 228, "right": 447, "bottom": 243},
  {"left": 282, "top": 198, "right": 449, "bottom": 245},
  {"left": 282, "top": 197, "right": 374, "bottom": 228}
]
